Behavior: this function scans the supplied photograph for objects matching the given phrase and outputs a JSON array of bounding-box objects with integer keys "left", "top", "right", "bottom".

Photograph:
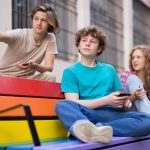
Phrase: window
[
  {"left": 133, "top": 0, "right": 150, "bottom": 45},
  {"left": 91, "top": 0, "right": 124, "bottom": 71}
]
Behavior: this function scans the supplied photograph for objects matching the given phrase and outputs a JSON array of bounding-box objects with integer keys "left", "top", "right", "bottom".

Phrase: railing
[{"left": 0, "top": 104, "right": 41, "bottom": 146}]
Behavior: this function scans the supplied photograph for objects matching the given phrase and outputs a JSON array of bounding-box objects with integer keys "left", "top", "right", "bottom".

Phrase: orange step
[{"left": 0, "top": 96, "right": 59, "bottom": 117}]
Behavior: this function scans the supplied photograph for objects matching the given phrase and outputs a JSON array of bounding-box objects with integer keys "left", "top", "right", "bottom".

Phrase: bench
[{"left": 0, "top": 75, "right": 150, "bottom": 150}]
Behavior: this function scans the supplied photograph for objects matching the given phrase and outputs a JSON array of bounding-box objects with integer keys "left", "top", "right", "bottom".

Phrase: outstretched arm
[{"left": 0, "top": 32, "right": 12, "bottom": 43}]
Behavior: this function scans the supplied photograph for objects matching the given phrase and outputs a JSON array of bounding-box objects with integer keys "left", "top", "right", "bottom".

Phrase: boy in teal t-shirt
[
  {"left": 56, "top": 26, "right": 150, "bottom": 144},
  {"left": 62, "top": 62, "right": 122, "bottom": 100}
]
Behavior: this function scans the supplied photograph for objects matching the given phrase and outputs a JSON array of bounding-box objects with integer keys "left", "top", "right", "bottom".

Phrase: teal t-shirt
[{"left": 61, "top": 62, "right": 122, "bottom": 100}]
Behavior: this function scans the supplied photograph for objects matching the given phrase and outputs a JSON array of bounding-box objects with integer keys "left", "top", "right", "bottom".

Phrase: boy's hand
[
  {"left": 124, "top": 99, "right": 132, "bottom": 108},
  {"left": 16, "top": 60, "right": 38, "bottom": 70},
  {"left": 16, "top": 62, "right": 30, "bottom": 70},
  {"left": 106, "top": 92, "right": 130, "bottom": 108}
]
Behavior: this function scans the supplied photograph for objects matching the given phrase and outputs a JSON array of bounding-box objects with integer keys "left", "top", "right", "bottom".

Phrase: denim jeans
[
  {"left": 56, "top": 100, "right": 150, "bottom": 137},
  {"left": 126, "top": 75, "right": 150, "bottom": 113}
]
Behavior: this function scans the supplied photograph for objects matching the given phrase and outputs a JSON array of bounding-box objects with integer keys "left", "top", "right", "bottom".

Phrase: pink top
[{"left": 119, "top": 70, "right": 133, "bottom": 93}]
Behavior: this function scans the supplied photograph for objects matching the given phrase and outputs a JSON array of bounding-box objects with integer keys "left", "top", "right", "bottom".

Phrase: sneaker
[{"left": 72, "top": 120, "right": 112, "bottom": 143}]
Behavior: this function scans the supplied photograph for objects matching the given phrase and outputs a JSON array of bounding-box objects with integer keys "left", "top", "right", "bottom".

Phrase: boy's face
[
  {"left": 78, "top": 35, "right": 101, "bottom": 57},
  {"left": 32, "top": 11, "right": 49, "bottom": 34}
]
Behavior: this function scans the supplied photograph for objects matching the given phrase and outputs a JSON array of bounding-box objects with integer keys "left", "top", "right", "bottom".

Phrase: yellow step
[{"left": 0, "top": 119, "right": 67, "bottom": 145}]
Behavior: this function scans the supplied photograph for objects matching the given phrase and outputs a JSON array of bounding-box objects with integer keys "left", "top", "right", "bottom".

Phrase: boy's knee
[
  {"left": 56, "top": 100, "right": 73, "bottom": 112},
  {"left": 56, "top": 100, "right": 67, "bottom": 114},
  {"left": 56, "top": 100, "right": 68, "bottom": 108}
]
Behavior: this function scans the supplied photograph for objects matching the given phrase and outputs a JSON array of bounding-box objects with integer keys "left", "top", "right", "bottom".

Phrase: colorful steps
[
  {"left": 1, "top": 75, "right": 150, "bottom": 150},
  {"left": 0, "top": 75, "right": 66, "bottom": 146}
]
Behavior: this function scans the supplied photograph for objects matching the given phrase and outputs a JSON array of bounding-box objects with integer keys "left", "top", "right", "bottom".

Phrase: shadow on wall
[
  {"left": 53, "top": 58, "right": 74, "bottom": 83},
  {"left": 0, "top": 43, "right": 7, "bottom": 58}
]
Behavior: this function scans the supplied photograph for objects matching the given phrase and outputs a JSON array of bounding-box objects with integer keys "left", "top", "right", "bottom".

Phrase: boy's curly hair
[{"left": 75, "top": 26, "right": 108, "bottom": 55}]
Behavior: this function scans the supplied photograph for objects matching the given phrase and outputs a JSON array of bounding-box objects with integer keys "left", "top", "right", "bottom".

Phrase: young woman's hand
[{"left": 134, "top": 88, "right": 146, "bottom": 99}]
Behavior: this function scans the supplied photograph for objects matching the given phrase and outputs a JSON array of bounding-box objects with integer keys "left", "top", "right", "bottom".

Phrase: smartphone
[
  {"left": 117, "top": 93, "right": 131, "bottom": 97},
  {"left": 22, "top": 63, "right": 29, "bottom": 66}
]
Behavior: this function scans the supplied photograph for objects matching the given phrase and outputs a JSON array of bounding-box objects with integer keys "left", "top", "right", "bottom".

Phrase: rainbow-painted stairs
[
  {"left": 0, "top": 75, "right": 67, "bottom": 148},
  {"left": 0, "top": 75, "right": 150, "bottom": 150}
]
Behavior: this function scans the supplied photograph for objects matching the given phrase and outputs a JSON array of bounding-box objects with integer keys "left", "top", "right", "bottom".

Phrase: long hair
[
  {"left": 129, "top": 45, "right": 150, "bottom": 98},
  {"left": 31, "top": 3, "right": 60, "bottom": 34}
]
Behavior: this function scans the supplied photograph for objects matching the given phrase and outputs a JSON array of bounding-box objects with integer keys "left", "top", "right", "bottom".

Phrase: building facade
[{"left": 0, "top": 0, "right": 150, "bottom": 81}]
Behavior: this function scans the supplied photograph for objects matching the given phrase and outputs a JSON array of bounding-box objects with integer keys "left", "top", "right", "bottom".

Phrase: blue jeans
[
  {"left": 56, "top": 100, "right": 150, "bottom": 137},
  {"left": 127, "top": 75, "right": 150, "bottom": 113}
]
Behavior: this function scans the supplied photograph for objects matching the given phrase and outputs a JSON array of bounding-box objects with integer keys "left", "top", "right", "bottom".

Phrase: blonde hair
[
  {"left": 129, "top": 45, "right": 150, "bottom": 98},
  {"left": 31, "top": 3, "right": 60, "bottom": 34}
]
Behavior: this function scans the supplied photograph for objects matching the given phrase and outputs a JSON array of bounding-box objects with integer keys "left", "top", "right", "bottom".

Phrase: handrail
[{"left": 0, "top": 104, "right": 41, "bottom": 146}]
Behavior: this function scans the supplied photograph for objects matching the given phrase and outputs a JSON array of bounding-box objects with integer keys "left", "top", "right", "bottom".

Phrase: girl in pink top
[{"left": 120, "top": 45, "right": 150, "bottom": 113}]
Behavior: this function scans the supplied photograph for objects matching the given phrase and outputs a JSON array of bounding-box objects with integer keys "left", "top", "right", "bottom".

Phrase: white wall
[
  {"left": 53, "top": 0, "right": 91, "bottom": 82},
  {"left": 77, "top": 0, "right": 90, "bottom": 30},
  {"left": 0, "top": 0, "right": 12, "bottom": 58},
  {"left": 53, "top": 58, "right": 74, "bottom": 82},
  {"left": 123, "top": 0, "right": 133, "bottom": 70}
]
